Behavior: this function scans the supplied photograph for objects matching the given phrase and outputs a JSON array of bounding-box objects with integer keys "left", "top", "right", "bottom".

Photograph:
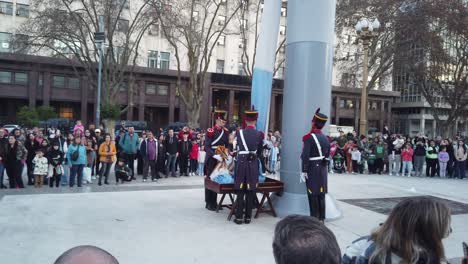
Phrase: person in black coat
[
  {"left": 157, "top": 134, "right": 166, "bottom": 179},
  {"left": 178, "top": 132, "right": 192, "bottom": 176},
  {"left": 25, "top": 134, "right": 40, "bottom": 186},
  {"left": 0, "top": 128, "right": 9, "bottom": 188},
  {"left": 233, "top": 108, "right": 263, "bottom": 225},
  {"left": 204, "top": 110, "right": 229, "bottom": 211},
  {"left": 301, "top": 108, "right": 330, "bottom": 222},
  {"left": 47, "top": 142, "right": 64, "bottom": 187},
  {"left": 165, "top": 129, "right": 179, "bottom": 177}
]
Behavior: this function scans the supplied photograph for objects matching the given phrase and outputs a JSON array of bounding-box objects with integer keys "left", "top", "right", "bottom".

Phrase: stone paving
[{"left": 0, "top": 172, "right": 467, "bottom": 263}]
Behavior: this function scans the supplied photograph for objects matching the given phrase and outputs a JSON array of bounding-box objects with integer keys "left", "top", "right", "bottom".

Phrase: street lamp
[
  {"left": 355, "top": 17, "right": 380, "bottom": 136},
  {"left": 94, "top": 16, "right": 105, "bottom": 129}
]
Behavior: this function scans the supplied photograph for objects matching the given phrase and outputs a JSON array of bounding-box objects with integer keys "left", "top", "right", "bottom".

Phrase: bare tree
[
  {"left": 18, "top": 0, "right": 156, "bottom": 118},
  {"left": 238, "top": 0, "right": 286, "bottom": 79},
  {"left": 153, "top": 0, "right": 244, "bottom": 127},
  {"left": 404, "top": 0, "right": 468, "bottom": 136},
  {"left": 335, "top": 0, "right": 408, "bottom": 92}
]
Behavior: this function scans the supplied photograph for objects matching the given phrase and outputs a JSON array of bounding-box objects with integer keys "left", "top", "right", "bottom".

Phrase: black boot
[
  {"left": 234, "top": 218, "right": 243, "bottom": 225},
  {"left": 244, "top": 218, "right": 251, "bottom": 224}
]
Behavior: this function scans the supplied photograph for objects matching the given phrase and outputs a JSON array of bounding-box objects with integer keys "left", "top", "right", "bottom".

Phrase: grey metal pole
[
  {"left": 274, "top": 0, "right": 336, "bottom": 216},
  {"left": 96, "top": 16, "right": 104, "bottom": 128}
]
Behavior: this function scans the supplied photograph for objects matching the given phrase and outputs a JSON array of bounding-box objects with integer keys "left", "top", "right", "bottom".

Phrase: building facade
[{"left": 0, "top": 0, "right": 400, "bottom": 133}]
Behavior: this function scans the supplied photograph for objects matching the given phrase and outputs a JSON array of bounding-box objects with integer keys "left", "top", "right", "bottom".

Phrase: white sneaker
[
  {"left": 143, "top": 179, "right": 147, "bottom": 182},
  {"left": 389, "top": 173, "right": 393, "bottom": 176},
  {"left": 396, "top": 173, "right": 400, "bottom": 176}
]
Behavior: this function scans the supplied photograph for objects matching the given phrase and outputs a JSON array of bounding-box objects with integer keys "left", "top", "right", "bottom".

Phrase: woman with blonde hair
[{"left": 342, "top": 196, "right": 451, "bottom": 264}]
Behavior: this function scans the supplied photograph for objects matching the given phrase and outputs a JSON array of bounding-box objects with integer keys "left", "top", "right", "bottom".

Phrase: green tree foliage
[{"left": 17, "top": 106, "right": 40, "bottom": 127}]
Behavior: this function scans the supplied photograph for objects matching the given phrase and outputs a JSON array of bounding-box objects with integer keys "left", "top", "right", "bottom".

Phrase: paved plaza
[{"left": 0, "top": 173, "right": 467, "bottom": 263}]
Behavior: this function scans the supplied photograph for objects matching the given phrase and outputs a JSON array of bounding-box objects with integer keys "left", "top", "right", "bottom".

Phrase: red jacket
[
  {"left": 189, "top": 142, "right": 199, "bottom": 160},
  {"left": 401, "top": 148, "right": 414, "bottom": 161}
]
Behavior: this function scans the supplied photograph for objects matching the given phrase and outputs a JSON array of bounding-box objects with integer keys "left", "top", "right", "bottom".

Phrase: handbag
[
  {"left": 71, "top": 145, "right": 80, "bottom": 161},
  {"left": 54, "top": 165, "right": 63, "bottom": 176},
  {"left": 83, "top": 167, "right": 92, "bottom": 183}
]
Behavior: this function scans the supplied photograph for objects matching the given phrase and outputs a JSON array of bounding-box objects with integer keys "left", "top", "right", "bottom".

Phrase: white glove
[
  {"left": 213, "top": 155, "right": 222, "bottom": 162},
  {"left": 300, "top": 172, "right": 308, "bottom": 183}
]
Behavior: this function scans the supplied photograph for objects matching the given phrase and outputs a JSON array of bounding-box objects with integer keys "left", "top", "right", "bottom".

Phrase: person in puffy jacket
[
  {"left": 438, "top": 146, "right": 449, "bottom": 178},
  {"left": 401, "top": 143, "right": 414, "bottom": 177}
]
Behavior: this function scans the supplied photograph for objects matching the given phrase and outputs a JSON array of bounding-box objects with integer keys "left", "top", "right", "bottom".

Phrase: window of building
[
  {"left": 281, "top": 7, "right": 287, "bottom": 17},
  {"left": 52, "top": 75, "right": 66, "bottom": 88},
  {"left": 12, "top": 33, "right": 29, "bottom": 53},
  {"left": 16, "top": 4, "right": 29, "bottom": 17},
  {"left": 146, "top": 83, "right": 157, "bottom": 95},
  {"left": 68, "top": 77, "right": 80, "bottom": 89},
  {"left": 339, "top": 99, "right": 354, "bottom": 109},
  {"left": 116, "top": 19, "right": 129, "bottom": 32},
  {"left": 240, "top": 19, "right": 248, "bottom": 31},
  {"left": 160, "top": 52, "right": 170, "bottom": 69},
  {"left": 192, "top": 11, "right": 199, "bottom": 21},
  {"left": 59, "top": 107, "right": 74, "bottom": 119},
  {"left": 239, "top": 38, "right": 246, "bottom": 48},
  {"left": 238, "top": 62, "right": 246, "bottom": 76},
  {"left": 118, "top": 0, "right": 130, "bottom": 9},
  {"left": 148, "top": 50, "right": 158, "bottom": 68},
  {"left": 149, "top": 23, "right": 159, "bottom": 36},
  {"left": 14, "top": 72, "right": 28, "bottom": 84},
  {"left": 218, "top": 35, "right": 225, "bottom": 46},
  {"left": 157, "top": 84, "right": 168, "bottom": 96},
  {"left": 0, "top": 71, "right": 12, "bottom": 83},
  {"left": 216, "top": 60, "right": 225, "bottom": 73},
  {"left": 279, "top": 26, "right": 286, "bottom": 36},
  {"left": 0, "top": 1, "right": 13, "bottom": 15},
  {"left": 218, "top": 15, "right": 226, "bottom": 26},
  {"left": 0, "top": 32, "right": 12, "bottom": 52},
  {"left": 119, "top": 82, "right": 128, "bottom": 92}
]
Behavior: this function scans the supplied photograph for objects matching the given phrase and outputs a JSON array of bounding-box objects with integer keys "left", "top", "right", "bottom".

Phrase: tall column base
[{"left": 272, "top": 192, "right": 309, "bottom": 217}]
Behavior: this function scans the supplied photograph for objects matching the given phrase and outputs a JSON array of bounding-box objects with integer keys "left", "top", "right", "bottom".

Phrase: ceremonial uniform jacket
[
  {"left": 204, "top": 126, "right": 229, "bottom": 176},
  {"left": 301, "top": 131, "right": 330, "bottom": 195},
  {"left": 234, "top": 126, "right": 263, "bottom": 191}
]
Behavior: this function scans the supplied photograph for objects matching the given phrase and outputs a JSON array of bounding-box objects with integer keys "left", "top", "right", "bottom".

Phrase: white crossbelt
[
  {"left": 309, "top": 133, "right": 325, "bottom": 161},
  {"left": 238, "top": 130, "right": 257, "bottom": 155},
  {"left": 211, "top": 129, "right": 224, "bottom": 146}
]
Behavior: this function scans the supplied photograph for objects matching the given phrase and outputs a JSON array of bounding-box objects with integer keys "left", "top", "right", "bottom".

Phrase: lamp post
[
  {"left": 355, "top": 18, "right": 380, "bottom": 136},
  {"left": 94, "top": 16, "right": 105, "bottom": 129}
]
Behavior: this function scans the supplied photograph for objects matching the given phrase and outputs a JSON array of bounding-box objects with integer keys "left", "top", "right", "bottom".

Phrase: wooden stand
[{"left": 205, "top": 177, "right": 284, "bottom": 221}]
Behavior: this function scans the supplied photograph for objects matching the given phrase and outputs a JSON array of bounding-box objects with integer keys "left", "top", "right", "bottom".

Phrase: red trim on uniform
[
  {"left": 245, "top": 125, "right": 255, "bottom": 129},
  {"left": 260, "top": 131, "right": 265, "bottom": 139},
  {"left": 206, "top": 128, "right": 214, "bottom": 138}
]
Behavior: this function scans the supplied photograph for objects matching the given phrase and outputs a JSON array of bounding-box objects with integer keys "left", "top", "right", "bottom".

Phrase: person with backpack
[
  {"left": 118, "top": 126, "right": 139, "bottom": 180},
  {"left": 66, "top": 137, "right": 87, "bottom": 187}
]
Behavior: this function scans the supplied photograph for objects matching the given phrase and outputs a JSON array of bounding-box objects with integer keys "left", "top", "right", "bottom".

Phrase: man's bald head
[{"left": 54, "top": 245, "right": 119, "bottom": 264}]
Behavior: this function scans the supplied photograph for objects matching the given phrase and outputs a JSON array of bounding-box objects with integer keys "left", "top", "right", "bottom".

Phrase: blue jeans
[
  {"left": 166, "top": 154, "right": 177, "bottom": 176},
  {"left": 402, "top": 161, "right": 413, "bottom": 176},
  {"left": 455, "top": 160, "right": 466, "bottom": 179},
  {"left": 61, "top": 164, "right": 70, "bottom": 186},
  {"left": 270, "top": 160, "right": 277, "bottom": 172},
  {"left": 197, "top": 162, "right": 205, "bottom": 176},
  {"left": 0, "top": 163, "right": 4, "bottom": 186},
  {"left": 69, "top": 164, "right": 84, "bottom": 187}
]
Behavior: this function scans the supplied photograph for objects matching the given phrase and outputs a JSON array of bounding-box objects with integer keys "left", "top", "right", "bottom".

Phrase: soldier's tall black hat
[
  {"left": 213, "top": 110, "right": 227, "bottom": 122},
  {"left": 244, "top": 106, "right": 259, "bottom": 121},
  {"left": 312, "top": 108, "right": 328, "bottom": 129}
]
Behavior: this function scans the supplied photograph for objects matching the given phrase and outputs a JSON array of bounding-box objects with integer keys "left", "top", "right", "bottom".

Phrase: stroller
[{"left": 333, "top": 152, "right": 345, "bottom": 173}]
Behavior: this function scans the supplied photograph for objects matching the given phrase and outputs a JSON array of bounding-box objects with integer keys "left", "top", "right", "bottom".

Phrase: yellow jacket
[{"left": 98, "top": 142, "right": 117, "bottom": 163}]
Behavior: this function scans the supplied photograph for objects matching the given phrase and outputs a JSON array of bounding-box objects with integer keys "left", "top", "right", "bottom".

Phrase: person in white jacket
[{"left": 33, "top": 149, "right": 49, "bottom": 188}]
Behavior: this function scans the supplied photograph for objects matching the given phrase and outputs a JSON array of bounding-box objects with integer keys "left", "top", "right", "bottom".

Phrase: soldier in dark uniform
[
  {"left": 301, "top": 108, "right": 330, "bottom": 222},
  {"left": 204, "top": 110, "right": 229, "bottom": 211},
  {"left": 233, "top": 108, "right": 263, "bottom": 225}
]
